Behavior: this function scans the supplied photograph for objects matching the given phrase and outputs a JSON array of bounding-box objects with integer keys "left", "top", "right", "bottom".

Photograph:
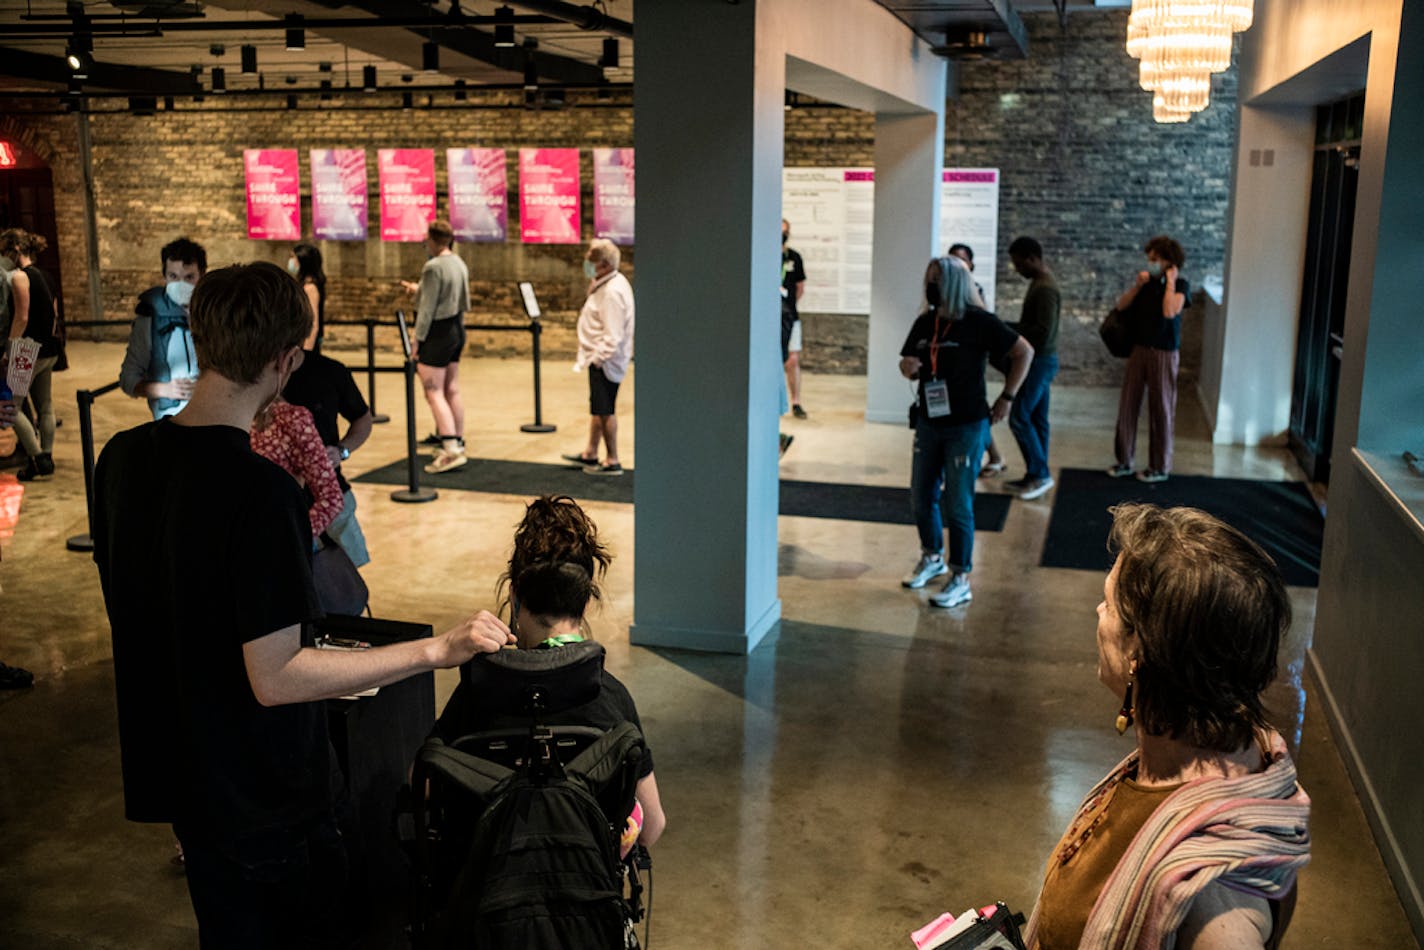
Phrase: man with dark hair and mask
[
  {"left": 120, "top": 237, "right": 206, "bottom": 419},
  {"left": 92, "top": 261, "right": 514, "bottom": 947}
]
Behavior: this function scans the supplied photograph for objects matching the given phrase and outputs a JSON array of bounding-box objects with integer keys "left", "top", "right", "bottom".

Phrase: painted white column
[
  {"left": 866, "top": 112, "right": 944, "bottom": 424},
  {"left": 630, "top": 0, "right": 784, "bottom": 654}
]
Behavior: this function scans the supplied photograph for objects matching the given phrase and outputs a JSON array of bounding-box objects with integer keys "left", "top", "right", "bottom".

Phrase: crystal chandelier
[{"left": 1126, "top": 0, "right": 1254, "bottom": 123}]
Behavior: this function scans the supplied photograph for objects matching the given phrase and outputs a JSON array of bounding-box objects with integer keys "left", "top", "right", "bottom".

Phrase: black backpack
[{"left": 410, "top": 644, "right": 647, "bottom": 950}]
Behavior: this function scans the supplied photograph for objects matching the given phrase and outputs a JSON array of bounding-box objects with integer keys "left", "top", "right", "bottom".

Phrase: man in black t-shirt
[
  {"left": 283, "top": 349, "right": 375, "bottom": 566},
  {"left": 898, "top": 255, "right": 1033, "bottom": 608},
  {"left": 781, "top": 220, "right": 809, "bottom": 418},
  {"left": 92, "top": 261, "right": 513, "bottom": 949}
]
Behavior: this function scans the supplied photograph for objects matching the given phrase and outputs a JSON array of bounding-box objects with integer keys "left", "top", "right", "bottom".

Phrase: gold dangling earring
[{"left": 1115, "top": 663, "right": 1136, "bottom": 735}]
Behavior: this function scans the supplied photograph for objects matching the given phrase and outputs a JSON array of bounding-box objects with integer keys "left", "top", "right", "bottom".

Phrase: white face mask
[
  {"left": 287, "top": 258, "right": 299, "bottom": 276},
  {"left": 166, "top": 280, "right": 196, "bottom": 307},
  {"left": 583, "top": 260, "right": 599, "bottom": 280}
]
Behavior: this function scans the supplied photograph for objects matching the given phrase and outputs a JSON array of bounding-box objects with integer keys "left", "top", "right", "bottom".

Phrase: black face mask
[{"left": 925, "top": 281, "right": 942, "bottom": 308}]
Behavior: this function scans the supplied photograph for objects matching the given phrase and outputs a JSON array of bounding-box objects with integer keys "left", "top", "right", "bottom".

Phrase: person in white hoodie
[{"left": 562, "top": 239, "right": 634, "bottom": 476}]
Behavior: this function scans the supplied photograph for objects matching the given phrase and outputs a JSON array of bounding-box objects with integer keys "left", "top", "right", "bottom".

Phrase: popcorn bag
[{"left": 5, "top": 337, "right": 41, "bottom": 398}]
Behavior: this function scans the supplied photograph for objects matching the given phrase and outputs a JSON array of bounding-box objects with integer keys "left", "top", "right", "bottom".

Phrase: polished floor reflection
[{"left": 0, "top": 342, "right": 1416, "bottom": 948}]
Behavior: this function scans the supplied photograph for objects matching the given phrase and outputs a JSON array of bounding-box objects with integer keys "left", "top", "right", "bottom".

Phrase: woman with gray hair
[
  {"left": 563, "top": 239, "right": 634, "bottom": 476},
  {"left": 897, "top": 255, "right": 1032, "bottom": 607}
]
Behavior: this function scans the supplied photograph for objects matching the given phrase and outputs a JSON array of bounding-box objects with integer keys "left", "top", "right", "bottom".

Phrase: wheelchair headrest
[{"left": 459, "top": 640, "right": 606, "bottom": 716}]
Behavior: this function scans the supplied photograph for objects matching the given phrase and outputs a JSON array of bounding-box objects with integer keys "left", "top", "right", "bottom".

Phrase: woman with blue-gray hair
[{"left": 898, "top": 255, "right": 1033, "bottom": 607}]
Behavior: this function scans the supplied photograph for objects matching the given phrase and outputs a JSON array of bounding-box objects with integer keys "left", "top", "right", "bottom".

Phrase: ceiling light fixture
[
  {"left": 423, "top": 40, "right": 440, "bottom": 72},
  {"left": 320, "top": 79, "right": 332, "bottom": 101},
  {"left": 363, "top": 65, "right": 377, "bottom": 91},
  {"left": 211, "top": 66, "right": 226, "bottom": 93},
  {"left": 240, "top": 44, "right": 257, "bottom": 73},
  {"left": 494, "top": 6, "right": 516, "bottom": 48},
  {"left": 454, "top": 79, "right": 468, "bottom": 101},
  {"left": 285, "top": 14, "right": 305, "bottom": 52},
  {"left": 402, "top": 91, "right": 414, "bottom": 110},
  {"left": 65, "top": 47, "right": 92, "bottom": 79},
  {"left": 523, "top": 38, "right": 539, "bottom": 90},
  {"left": 600, "top": 36, "right": 619, "bottom": 71},
  {"left": 287, "top": 94, "right": 298, "bottom": 110}
]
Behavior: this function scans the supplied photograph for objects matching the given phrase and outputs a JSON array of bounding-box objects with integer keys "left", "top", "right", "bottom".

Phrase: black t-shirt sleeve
[
  {"left": 974, "top": 310, "right": 1021, "bottom": 364},
  {"left": 226, "top": 468, "right": 323, "bottom": 644},
  {"left": 790, "top": 250, "right": 806, "bottom": 284},
  {"left": 333, "top": 360, "right": 369, "bottom": 423},
  {"left": 1174, "top": 276, "right": 1191, "bottom": 305},
  {"left": 900, "top": 314, "right": 930, "bottom": 359},
  {"left": 600, "top": 673, "right": 654, "bottom": 778}
]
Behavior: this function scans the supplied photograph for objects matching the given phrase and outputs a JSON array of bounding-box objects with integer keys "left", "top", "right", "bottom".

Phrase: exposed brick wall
[
  {"left": 783, "top": 9, "right": 1236, "bottom": 384},
  {"left": 2, "top": 9, "right": 1232, "bottom": 384}
]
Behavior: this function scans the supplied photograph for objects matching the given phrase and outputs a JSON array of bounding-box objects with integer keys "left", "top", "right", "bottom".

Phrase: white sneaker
[
  {"left": 930, "top": 572, "right": 972, "bottom": 608},
  {"left": 424, "top": 450, "right": 468, "bottom": 474},
  {"left": 1017, "top": 476, "right": 1055, "bottom": 500},
  {"left": 902, "top": 553, "right": 949, "bottom": 589}
]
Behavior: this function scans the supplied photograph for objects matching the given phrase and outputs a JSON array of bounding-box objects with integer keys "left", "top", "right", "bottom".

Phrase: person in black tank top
[{"left": 0, "top": 228, "right": 60, "bottom": 480}]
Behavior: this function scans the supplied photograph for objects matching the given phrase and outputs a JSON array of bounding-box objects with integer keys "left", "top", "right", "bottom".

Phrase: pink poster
[
  {"left": 518, "top": 148, "right": 581, "bottom": 244},
  {"left": 447, "top": 147, "right": 507, "bottom": 243},
  {"left": 378, "top": 148, "right": 437, "bottom": 242},
  {"left": 310, "top": 148, "right": 368, "bottom": 241},
  {"left": 243, "top": 149, "right": 300, "bottom": 241},
  {"left": 592, "top": 147, "right": 634, "bottom": 243}
]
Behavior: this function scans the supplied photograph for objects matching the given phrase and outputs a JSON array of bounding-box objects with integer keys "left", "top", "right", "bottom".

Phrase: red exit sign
[{"left": 0, "top": 141, "right": 17, "bottom": 167}]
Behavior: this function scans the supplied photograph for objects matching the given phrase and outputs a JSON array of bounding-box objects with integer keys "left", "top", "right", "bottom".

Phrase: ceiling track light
[
  {"left": 494, "top": 5, "right": 516, "bottom": 47},
  {"left": 363, "top": 65, "right": 377, "bottom": 91},
  {"left": 285, "top": 14, "right": 305, "bottom": 52},
  {"left": 422, "top": 40, "right": 440, "bottom": 72},
  {"left": 163, "top": 95, "right": 174, "bottom": 111},
  {"left": 523, "top": 38, "right": 539, "bottom": 90},
  {"left": 286, "top": 94, "right": 298, "bottom": 110},
  {"left": 401, "top": 91, "right": 414, "bottom": 110},
  {"left": 240, "top": 44, "right": 257, "bottom": 73},
  {"left": 600, "top": 36, "right": 619, "bottom": 71},
  {"left": 454, "top": 79, "right": 468, "bottom": 101},
  {"left": 211, "top": 66, "right": 226, "bottom": 93},
  {"left": 66, "top": 47, "right": 92, "bottom": 79},
  {"left": 320, "top": 79, "right": 332, "bottom": 101}
]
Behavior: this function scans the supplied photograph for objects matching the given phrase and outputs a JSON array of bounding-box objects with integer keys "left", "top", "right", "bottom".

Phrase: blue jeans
[
  {"left": 1008, "top": 352, "right": 1058, "bottom": 480},
  {"left": 910, "top": 418, "right": 989, "bottom": 573}
]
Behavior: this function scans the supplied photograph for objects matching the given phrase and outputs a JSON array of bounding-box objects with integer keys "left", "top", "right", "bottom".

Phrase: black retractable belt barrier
[
  {"left": 65, "top": 379, "right": 124, "bottom": 553},
  {"left": 362, "top": 318, "right": 392, "bottom": 425},
  {"left": 463, "top": 315, "right": 556, "bottom": 434},
  {"left": 389, "top": 310, "right": 437, "bottom": 505}
]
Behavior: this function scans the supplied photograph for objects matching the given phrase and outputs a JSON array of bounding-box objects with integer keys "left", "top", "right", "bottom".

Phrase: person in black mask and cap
[{"left": 898, "top": 255, "right": 1032, "bottom": 608}]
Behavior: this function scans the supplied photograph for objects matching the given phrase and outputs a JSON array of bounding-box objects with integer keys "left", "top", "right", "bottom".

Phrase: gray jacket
[{"left": 120, "top": 286, "right": 197, "bottom": 419}]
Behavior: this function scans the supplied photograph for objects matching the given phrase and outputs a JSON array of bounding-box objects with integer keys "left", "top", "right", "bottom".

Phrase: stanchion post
[
  {"left": 365, "top": 318, "right": 391, "bottom": 425},
  {"left": 65, "top": 389, "right": 98, "bottom": 552},
  {"left": 519, "top": 317, "right": 556, "bottom": 434},
  {"left": 391, "top": 347, "right": 436, "bottom": 504}
]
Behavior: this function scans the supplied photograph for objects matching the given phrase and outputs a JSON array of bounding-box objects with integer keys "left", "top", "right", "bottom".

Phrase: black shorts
[
  {"left": 588, "top": 365, "right": 620, "bottom": 416},
  {"left": 418, "top": 316, "right": 465, "bottom": 368}
]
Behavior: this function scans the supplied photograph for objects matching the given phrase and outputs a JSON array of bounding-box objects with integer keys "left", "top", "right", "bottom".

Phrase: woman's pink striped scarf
[{"left": 1026, "top": 730, "right": 1310, "bottom": 950}]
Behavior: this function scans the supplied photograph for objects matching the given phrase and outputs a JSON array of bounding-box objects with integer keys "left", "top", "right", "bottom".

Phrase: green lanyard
[{"left": 538, "top": 632, "right": 586, "bottom": 649}]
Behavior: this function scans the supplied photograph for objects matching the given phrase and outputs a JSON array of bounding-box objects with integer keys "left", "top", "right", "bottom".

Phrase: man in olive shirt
[{"left": 1005, "top": 236, "right": 1060, "bottom": 500}]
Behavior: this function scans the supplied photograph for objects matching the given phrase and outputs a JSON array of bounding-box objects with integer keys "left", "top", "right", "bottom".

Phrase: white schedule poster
[{"left": 780, "top": 167, "right": 1000, "bottom": 315}]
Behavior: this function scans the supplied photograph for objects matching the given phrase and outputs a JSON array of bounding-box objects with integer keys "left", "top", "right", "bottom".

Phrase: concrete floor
[{"left": 0, "top": 341, "right": 1417, "bottom": 948}]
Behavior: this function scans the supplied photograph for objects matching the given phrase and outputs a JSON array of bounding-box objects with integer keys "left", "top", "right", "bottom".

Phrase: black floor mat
[
  {"left": 1039, "top": 467, "right": 1324, "bottom": 586},
  {"left": 354, "top": 457, "right": 1012, "bottom": 531}
]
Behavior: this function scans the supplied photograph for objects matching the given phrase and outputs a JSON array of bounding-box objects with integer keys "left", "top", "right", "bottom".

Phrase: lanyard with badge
[{"left": 923, "top": 313, "right": 952, "bottom": 418}]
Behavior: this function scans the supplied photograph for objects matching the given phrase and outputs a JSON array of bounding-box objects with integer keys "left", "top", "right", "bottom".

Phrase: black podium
[{"left": 319, "top": 615, "right": 436, "bottom": 949}]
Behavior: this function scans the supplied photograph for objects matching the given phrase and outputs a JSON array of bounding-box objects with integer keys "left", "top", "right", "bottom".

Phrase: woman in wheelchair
[{"left": 430, "top": 495, "right": 665, "bottom": 851}]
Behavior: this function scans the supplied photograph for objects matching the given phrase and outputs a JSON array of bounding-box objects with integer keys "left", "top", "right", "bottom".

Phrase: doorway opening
[{"left": 1289, "top": 91, "right": 1363, "bottom": 485}]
